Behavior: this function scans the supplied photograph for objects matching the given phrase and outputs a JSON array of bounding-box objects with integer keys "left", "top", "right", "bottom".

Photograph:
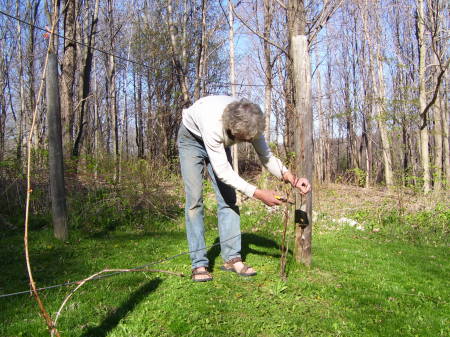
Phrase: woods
[
  {"left": 0, "top": 0, "right": 447, "bottom": 190},
  {"left": 0, "top": 1, "right": 447, "bottom": 182}
]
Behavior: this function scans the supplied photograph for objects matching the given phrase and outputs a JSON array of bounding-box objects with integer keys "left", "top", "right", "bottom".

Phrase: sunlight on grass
[{"left": 0, "top": 185, "right": 448, "bottom": 337}]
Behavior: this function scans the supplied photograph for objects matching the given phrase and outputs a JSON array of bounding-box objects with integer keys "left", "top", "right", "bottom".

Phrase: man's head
[{"left": 222, "top": 99, "right": 265, "bottom": 142}]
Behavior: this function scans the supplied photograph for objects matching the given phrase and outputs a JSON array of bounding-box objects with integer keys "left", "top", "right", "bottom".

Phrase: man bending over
[{"left": 177, "top": 95, "right": 311, "bottom": 282}]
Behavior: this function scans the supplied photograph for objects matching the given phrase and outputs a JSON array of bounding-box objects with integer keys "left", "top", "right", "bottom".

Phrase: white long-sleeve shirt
[{"left": 182, "top": 95, "right": 288, "bottom": 198}]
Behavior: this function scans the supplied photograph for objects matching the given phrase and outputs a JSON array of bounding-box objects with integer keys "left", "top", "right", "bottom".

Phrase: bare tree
[
  {"left": 72, "top": 0, "right": 100, "bottom": 159},
  {"left": 416, "top": 0, "right": 449, "bottom": 193},
  {"left": 46, "top": 52, "right": 68, "bottom": 241},
  {"left": 60, "top": 0, "right": 77, "bottom": 157},
  {"left": 166, "top": 0, "right": 190, "bottom": 107},
  {"left": 360, "top": 0, "right": 394, "bottom": 188},
  {"left": 263, "top": 0, "right": 273, "bottom": 141}
]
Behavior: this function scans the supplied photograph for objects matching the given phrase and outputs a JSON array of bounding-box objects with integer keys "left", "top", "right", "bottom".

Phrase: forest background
[{"left": 0, "top": 0, "right": 448, "bottom": 207}]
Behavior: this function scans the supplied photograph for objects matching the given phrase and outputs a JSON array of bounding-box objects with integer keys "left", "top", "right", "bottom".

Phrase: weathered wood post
[
  {"left": 46, "top": 53, "right": 68, "bottom": 240},
  {"left": 292, "top": 35, "right": 313, "bottom": 266}
]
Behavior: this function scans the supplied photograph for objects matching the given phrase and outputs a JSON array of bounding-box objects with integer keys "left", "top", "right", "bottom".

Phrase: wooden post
[
  {"left": 291, "top": 35, "right": 313, "bottom": 266},
  {"left": 46, "top": 53, "right": 68, "bottom": 240}
]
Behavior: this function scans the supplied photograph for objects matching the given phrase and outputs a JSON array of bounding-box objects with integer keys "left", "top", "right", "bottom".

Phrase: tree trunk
[
  {"left": 72, "top": 0, "right": 99, "bottom": 158},
  {"left": 106, "top": 0, "right": 119, "bottom": 182},
  {"left": 443, "top": 90, "right": 450, "bottom": 188},
  {"left": 108, "top": 53, "right": 119, "bottom": 182},
  {"left": 325, "top": 56, "right": 334, "bottom": 183},
  {"left": 263, "top": 0, "right": 273, "bottom": 142},
  {"left": 417, "top": 0, "right": 431, "bottom": 193},
  {"left": 134, "top": 72, "right": 144, "bottom": 159},
  {"left": 292, "top": 35, "right": 313, "bottom": 266},
  {"left": 61, "top": 0, "right": 77, "bottom": 157},
  {"left": 194, "top": 0, "right": 207, "bottom": 101},
  {"left": 316, "top": 67, "right": 326, "bottom": 184},
  {"left": 360, "top": 1, "right": 394, "bottom": 188},
  {"left": 15, "top": 0, "right": 25, "bottom": 168},
  {"left": 46, "top": 53, "right": 68, "bottom": 240},
  {"left": 375, "top": 53, "right": 394, "bottom": 187},
  {"left": 0, "top": 51, "right": 6, "bottom": 164},
  {"left": 433, "top": 66, "right": 443, "bottom": 191},
  {"left": 167, "top": 0, "right": 190, "bottom": 107},
  {"left": 29, "top": 2, "right": 38, "bottom": 150},
  {"left": 228, "top": 0, "right": 239, "bottom": 180}
]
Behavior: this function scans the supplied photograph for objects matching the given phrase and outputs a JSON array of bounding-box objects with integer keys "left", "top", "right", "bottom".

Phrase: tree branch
[
  {"left": 229, "top": 1, "right": 288, "bottom": 55},
  {"left": 308, "top": 0, "right": 344, "bottom": 44},
  {"left": 274, "top": 0, "right": 287, "bottom": 10},
  {"left": 420, "top": 57, "right": 449, "bottom": 129}
]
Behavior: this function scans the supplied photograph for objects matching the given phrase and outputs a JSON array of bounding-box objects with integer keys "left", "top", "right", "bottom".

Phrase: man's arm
[{"left": 251, "top": 135, "right": 311, "bottom": 195}]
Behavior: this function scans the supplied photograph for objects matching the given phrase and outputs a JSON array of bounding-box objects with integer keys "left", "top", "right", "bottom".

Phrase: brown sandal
[
  {"left": 191, "top": 267, "right": 213, "bottom": 282},
  {"left": 220, "top": 257, "right": 257, "bottom": 277}
]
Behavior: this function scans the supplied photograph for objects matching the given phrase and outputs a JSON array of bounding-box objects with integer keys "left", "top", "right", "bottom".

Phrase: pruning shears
[{"left": 274, "top": 195, "right": 294, "bottom": 204}]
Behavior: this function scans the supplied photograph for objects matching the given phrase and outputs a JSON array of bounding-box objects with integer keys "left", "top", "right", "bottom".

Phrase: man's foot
[
  {"left": 191, "top": 267, "right": 213, "bottom": 282},
  {"left": 221, "top": 257, "right": 257, "bottom": 277}
]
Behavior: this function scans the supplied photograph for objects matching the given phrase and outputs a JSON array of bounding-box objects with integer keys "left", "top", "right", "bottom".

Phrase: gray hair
[{"left": 222, "top": 99, "right": 265, "bottom": 140}]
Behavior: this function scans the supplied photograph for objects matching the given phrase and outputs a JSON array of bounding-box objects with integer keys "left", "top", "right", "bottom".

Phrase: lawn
[{"left": 0, "top": 183, "right": 448, "bottom": 337}]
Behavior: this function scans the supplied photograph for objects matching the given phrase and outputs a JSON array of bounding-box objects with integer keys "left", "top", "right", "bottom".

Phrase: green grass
[{"left": 1, "top": 192, "right": 449, "bottom": 337}]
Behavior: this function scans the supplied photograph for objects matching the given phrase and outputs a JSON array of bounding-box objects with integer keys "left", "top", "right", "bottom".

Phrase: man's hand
[
  {"left": 292, "top": 177, "right": 311, "bottom": 195},
  {"left": 283, "top": 172, "right": 311, "bottom": 195},
  {"left": 253, "top": 189, "right": 283, "bottom": 206}
]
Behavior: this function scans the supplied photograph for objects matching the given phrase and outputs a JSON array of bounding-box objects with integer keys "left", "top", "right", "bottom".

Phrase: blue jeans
[{"left": 177, "top": 124, "right": 241, "bottom": 269}]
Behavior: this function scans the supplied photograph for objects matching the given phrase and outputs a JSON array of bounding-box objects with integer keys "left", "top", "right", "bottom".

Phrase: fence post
[{"left": 292, "top": 35, "right": 313, "bottom": 266}]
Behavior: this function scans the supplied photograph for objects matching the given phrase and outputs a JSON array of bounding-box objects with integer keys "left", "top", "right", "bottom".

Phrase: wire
[
  {"left": 0, "top": 232, "right": 241, "bottom": 299},
  {"left": 0, "top": 9, "right": 278, "bottom": 88}
]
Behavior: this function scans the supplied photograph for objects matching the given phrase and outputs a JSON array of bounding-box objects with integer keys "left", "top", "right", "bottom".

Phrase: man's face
[
  {"left": 227, "top": 129, "right": 253, "bottom": 143},
  {"left": 233, "top": 132, "right": 254, "bottom": 143}
]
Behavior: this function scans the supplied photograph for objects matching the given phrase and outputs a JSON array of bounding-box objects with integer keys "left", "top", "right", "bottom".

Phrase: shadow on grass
[
  {"left": 207, "top": 233, "right": 290, "bottom": 271},
  {"left": 81, "top": 278, "right": 162, "bottom": 337},
  {"left": 0, "top": 230, "right": 178, "bottom": 324}
]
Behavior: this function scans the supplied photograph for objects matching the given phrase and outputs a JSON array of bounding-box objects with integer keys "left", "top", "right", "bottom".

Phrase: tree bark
[
  {"left": 417, "top": 0, "right": 431, "bottom": 193},
  {"left": 263, "top": 0, "right": 273, "bottom": 142},
  {"left": 0, "top": 51, "right": 6, "bottom": 163},
  {"left": 375, "top": 52, "right": 394, "bottom": 187},
  {"left": 106, "top": 0, "right": 119, "bottom": 182},
  {"left": 291, "top": 35, "right": 313, "bottom": 266},
  {"left": 61, "top": 0, "right": 77, "bottom": 157},
  {"left": 72, "top": 0, "right": 100, "bottom": 158},
  {"left": 433, "top": 55, "right": 443, "bottom": 191},
  {"left": 134, "top": 71, "right": 145, "bottom": 159},
  {"left": 194, "top": 0, "right": 207, "bottom": 101},
  {"left": 46, "top": 53, "right": 68, "bottom": 240},
  {"left": 15, "top": 0, "right": 25, "bottom": 168},
  {"left": 167, "top": 0, "right": 190, "bottom": 107},
  {"left": 360, "top": 1, "right": 394, "bottom": 188},
  {"left": 442, "top": 85, "right": 450, "bottom": 188},
  {"left": 228, "top": 0, "right": 239, "bottom": 181}
]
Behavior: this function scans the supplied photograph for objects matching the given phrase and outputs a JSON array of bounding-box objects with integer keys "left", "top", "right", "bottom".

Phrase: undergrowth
[{"left": 347, "top": 204, "right": 449, "bottom": 246}]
